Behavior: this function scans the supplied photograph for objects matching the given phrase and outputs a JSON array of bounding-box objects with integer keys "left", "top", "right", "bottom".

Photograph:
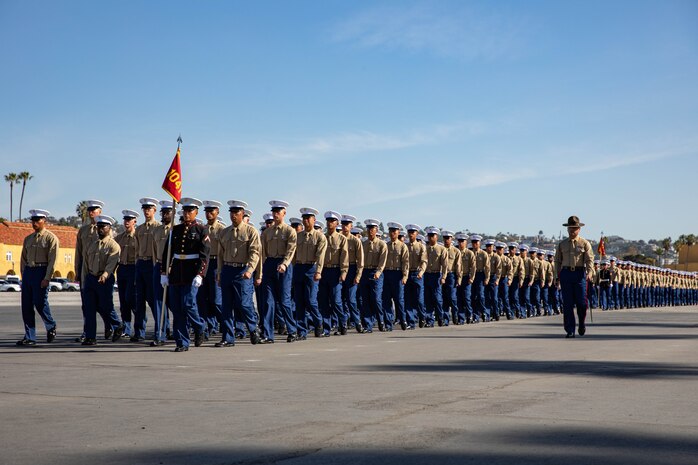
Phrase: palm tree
[
  {"left": 661, "top": 237, "right": 672, "bottom": 260},
  {"left": 686, "top": 234, "right": 696, "bottom": 271},
  {"left": 17, "top": 171, "right": 33, "bottom": 221},
  {"left": 4, "top": 173, "right": 19, "bottom": 221},
  {"left": 75, "top": 201, "right": 88, "bottom": 224}
]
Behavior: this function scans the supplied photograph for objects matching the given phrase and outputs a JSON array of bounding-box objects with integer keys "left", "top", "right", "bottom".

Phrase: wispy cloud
[
  {"left": 191, "top": 121, "right": 484, "bottom": 176},
  {"left": 330, "top": 3, "right": 527, "bottom": 60},
  {"left": 350, "top": 147, "right": 695, "bottom": 207}
]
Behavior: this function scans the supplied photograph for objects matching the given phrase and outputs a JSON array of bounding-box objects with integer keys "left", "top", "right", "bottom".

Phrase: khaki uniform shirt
[
  {"left": 363, "top": 237, "right": 388, "bottom": 276},
  {"left": 261, "top": 222, "right": 297, "bottom": 269},
  {"left": 324, "top": 231, "right": 349, "bottom": 280},
  {"left": 20, "top": 228, "right": 59, "bottom": 280},
  {"left": 460, "top": 248, "right": 476, "bottom": 283},
  {"left": 510, "top": 254, "right": 525, "bottom": 283},
  {"left": 85, "top": 236, "right": 121, "bottom": 279},
  {"left": 152, "top": 223, "right": 173, "bottom": 264},
  {"left": 343, "top": 232, "right": 364, "bottom": 281},
  {"left": 531, "top": 258, "right": 544, "bottom": 285},
  {"left": 522, "top": 256, "right": 534, "bottom": 285},
  {"left": 75, "top": 223, "right": 98, "bottom": 281},
  {"left": 425, "top": 243, "right": 448, "bottom": 275},
  {"left": 385, "top": 240, "right": 409, "bottom": 281},
  {"left": 474, "top": 249, "right": 491, "bottom": 282},
  {"left": 115, "top": 230, "right": 137, "bottom": 265},
  {"left": 500, "top": 254, "right": 514, "bottom": 283},
  {"left": 407, "top": 240, "right": 428, "bottom": 274},
  {"left": 135, "top": 219, "right": 160, "bottom": 260},
  {"left": 444, "top": 245, "right": 462, "bottom": 274},
  {"left": 205, "top": 220, "right": 226, "bottom": 258},
  {"left": 488, "top": 252, "right": 502, "bottom": 281},
  {"left": 217, "top": 222, "right": 261, "bottom": 276},
  {"left": 541, "top": 260, "right": 554, "bottom": 286},
  {"left": 295, "top": 229, "right": 327, "bottom": 273},
  {"left": 554, "top": 236, "right": 595, "bottom": 278}
]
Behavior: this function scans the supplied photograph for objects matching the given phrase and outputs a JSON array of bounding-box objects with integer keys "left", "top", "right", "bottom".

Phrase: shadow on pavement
[
  {"left": 48, "top": 426, "right": 698, "bottom": 465},
  {"left": 360, "top": 359, "right": 698, "bottom": 379}
]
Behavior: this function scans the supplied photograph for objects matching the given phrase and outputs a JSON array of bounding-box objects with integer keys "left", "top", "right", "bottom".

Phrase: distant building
[
  {"left": 667, "top": 245, "right": 698, "bottom": 272},
  {"left": 0, "top": 221, "right": 78, "bottom": 280}
]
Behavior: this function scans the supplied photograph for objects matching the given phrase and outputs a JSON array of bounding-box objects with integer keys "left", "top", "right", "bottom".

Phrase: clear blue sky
[{"left": 1, "top": 0, "right": 697, "bottom": 241}]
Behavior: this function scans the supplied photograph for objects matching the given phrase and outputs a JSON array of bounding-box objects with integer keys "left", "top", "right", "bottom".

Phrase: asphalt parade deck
[{"left": 0, "top": 293, "right": 696, "bottom": 465}]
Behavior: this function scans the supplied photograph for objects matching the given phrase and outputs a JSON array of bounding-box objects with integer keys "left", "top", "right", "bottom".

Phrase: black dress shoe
[
  {"left": 104, "top": 328, "right": 114, "bottom": 340},
  {"left": 364, "top": 328, "right": 373, "bottom": 333},
  {"left": 406, "top": 325, "right": 415, "bottom": 330},
  {"left": 166, "top": 329, "right": 174, "bottom": 340},
  {"left": 150, "top": 340, "right": 165, "bottom": 347},
  {"left": 194, "top": 333, "right": 204, "bottom": 347},
  {"left": 506, "top": 315, "right": 513, "bottom": 320},
  {"left": 356, "top": 325, "right": 364, "bottom": 334},
  {"left": 74, "top": 335, "right": 85, "bottom": 343},
  {"left": 424, "top": 322, "right": 434, "bottom": 328},
  {"left": 130, "top": 336, "right": 145, "bottom": 343},
  {"left": 377, "top": 321, "right": 384, "bottom": 332},
  {"left": 215, "top": 340, "right": 234, "bottom": 347},
  {"left": 250, "top": 329, "right": 261, "bottom": 345},
  {"left": 466, "top": 318, "right": 472, "bottom": 324},
  {"left": 286, "top": 333, "right": 298, "bottom": 343},
  {"left": 81, "top": 338, "right": 97, "bottom": 346},
  {"left": 418, "top": 319, "right": 425, "bottom": 328},
  {"left": 174, "top": 346, "right": 189, "bottom": 352},
  {"left": 235, "top": 331, "right": 245, "bottom": 339},
  {"left": 314, "top": 328, "right": 323, "bottom": 338},
  {"left": 400, "top": 321, "right": 407, "bottom": 331},
  {"left": 339, "top": 326, "right": 347, "bottom": 336},
  {"left": 565, "top": 333, "right": 575, "bottom": 338},
  {"left": 47, "top": 328, "right": 56, "bottom": 343},
  {"left": 16, "top": 339, "right": 36, "bottom": 346},
  {"left": 111, "top": 324, "right": 124, "bottom": 342},
  {"left": 578, "top": 325, "right": 586, "bottom": 336},
  {"left": 296, "top": 335, "right": 307, "bottom": 341},
  {"left": 437, "top": 319, "right": 443, "bottom": 327},
  {"left": 259, "top": 337, "right": 275, "bottom": 344},
  {"left": 493, "top": 314, "right": 500, "bottom": 321}
]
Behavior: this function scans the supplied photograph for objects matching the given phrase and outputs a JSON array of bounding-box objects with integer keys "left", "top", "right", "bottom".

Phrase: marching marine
[{"left": 17, "top": 209, "right": 59, "bottom": 346}]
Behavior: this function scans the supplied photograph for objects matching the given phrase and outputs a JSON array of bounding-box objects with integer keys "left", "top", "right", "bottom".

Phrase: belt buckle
[{"left": 570, "top": 266, "right": 576, "bottom": 272}]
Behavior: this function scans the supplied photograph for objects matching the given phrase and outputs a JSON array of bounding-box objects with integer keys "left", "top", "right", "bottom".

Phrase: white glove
[
  {"left": 610, "top": 284, "right": 613, "bottom": 288},
  {"left": 160, "top": 275, "right": 169, "bottom": 287},
  {"left": 192, "top": 275, "right": 203, "bottom": 288}
]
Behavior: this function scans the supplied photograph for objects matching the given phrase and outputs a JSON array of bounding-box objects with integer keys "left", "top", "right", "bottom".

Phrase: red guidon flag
[
  {"left": 162, "top": 146, "right": 182, "bottom": 202},
  {"left": 597, "top": 236, "right": 606, "bottom": 257}
]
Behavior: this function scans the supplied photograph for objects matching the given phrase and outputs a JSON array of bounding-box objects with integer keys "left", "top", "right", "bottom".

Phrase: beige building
[
  {"left": 0, "top": 221, "right": 78, "bottom": 280},
  {"left": 667, "top": 244, "right": 698, "bottom": 272}
]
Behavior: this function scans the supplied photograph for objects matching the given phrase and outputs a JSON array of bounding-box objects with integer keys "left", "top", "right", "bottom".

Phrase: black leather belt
[
  {"left": 561, "top": 266, "right": 579, "bottom": 271},
  {"left": 224, "top": 262, "right": 247, "bottom": 267},
  {"left": 27, "top": 262, "right": 48, "bottom": 267}
]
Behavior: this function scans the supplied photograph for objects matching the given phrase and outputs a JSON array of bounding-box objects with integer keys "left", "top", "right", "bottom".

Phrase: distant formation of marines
[{"left": 15, "top": 202, "right": 698, "bottom": 349}]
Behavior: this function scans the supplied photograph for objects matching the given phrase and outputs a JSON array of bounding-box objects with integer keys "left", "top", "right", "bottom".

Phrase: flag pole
[
  {"left": 160, "top": 201, "right": 176, "bottom": 340},
  {"left": 159, "top": 135, "right": 183, "bottom": 341}
]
